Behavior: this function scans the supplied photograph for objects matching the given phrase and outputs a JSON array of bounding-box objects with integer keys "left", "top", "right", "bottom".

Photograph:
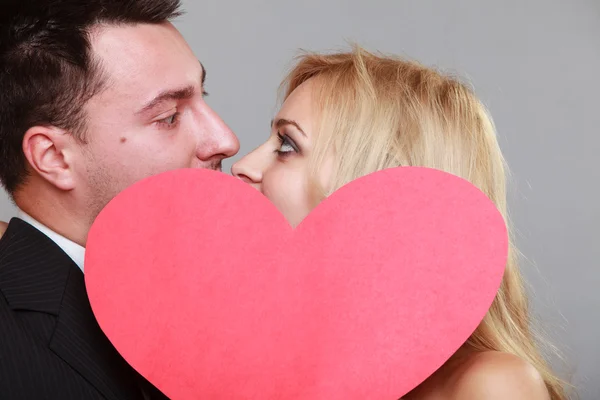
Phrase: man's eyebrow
[
  {"left": 136, "top": 63, "right": 206, "bottom": 116},
  {"left": 200, "top": 61, "right": 206, "bottom": 86},
  {"left": 136, "top": 86, "right": 195, "bottom": 115},
  {"left": 270, "top": 118, "right": 307, "bottom": 137}
]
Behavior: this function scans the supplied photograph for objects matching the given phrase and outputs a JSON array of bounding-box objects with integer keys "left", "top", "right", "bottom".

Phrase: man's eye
[{"left": 157, "top": 113, "right": 180, "bottom": 128}]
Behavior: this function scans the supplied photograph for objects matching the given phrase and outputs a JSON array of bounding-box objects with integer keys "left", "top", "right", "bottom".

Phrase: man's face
[{"left": 76, "top": 22, "right": 239, "bottom": 218}]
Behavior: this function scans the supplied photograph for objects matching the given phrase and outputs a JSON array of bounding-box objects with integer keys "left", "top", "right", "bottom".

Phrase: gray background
[{"left": 1, "top": 0, "right": 598, "bottom": 398}]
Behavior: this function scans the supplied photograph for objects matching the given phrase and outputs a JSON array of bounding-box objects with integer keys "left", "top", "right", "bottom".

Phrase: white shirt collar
[{"left": 17, "top": 209, "right": 86, "bottom": 272}]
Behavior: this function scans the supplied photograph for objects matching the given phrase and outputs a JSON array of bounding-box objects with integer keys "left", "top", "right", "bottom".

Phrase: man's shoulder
[
  {"left": 447, "top": 351, "right": 550, "bottom": 400},
  {"left": 0, "top": 217, "right": 69, "bottom": 262},
  {"left": 0, "top": 218, "right": 37, "bottom": 247},
  {"left": 0, "top": 217, "right": 77, "bottom": 316}
]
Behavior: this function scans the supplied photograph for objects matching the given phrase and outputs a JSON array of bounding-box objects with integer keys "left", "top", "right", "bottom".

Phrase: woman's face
[{"left": 231, "top": 79, "right": 333, "bottom": 227}]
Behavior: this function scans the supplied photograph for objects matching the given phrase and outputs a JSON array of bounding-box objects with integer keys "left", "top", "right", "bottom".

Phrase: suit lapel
[
  {"left": 0, "top": 218, "right": 145, "bottom": 400},
  {"left": 49, "top": 264, "right": 145, "bottom": 400}
]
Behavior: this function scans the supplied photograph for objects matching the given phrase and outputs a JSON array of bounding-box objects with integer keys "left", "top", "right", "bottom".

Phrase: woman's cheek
[{"left": 263, "top": 168, "right": 313, "bottom": 227}]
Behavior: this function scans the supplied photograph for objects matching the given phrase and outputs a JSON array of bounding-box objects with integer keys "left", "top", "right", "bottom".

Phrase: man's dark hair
[{"left": 0, "top": 0, "right": 183, "bottom": 194}]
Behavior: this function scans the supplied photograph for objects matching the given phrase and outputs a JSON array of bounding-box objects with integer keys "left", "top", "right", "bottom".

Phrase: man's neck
[{"left": 15, "top": 189, "right": 90, "bottom": 247}]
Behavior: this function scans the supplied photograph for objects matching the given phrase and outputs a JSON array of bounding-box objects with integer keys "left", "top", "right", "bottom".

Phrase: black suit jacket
[{"left": 0, "top": 218, "right": 169, "bottom": 399}]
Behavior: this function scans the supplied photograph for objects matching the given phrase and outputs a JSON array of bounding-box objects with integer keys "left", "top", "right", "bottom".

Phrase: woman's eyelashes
[{"left": 275, "top": 132, "right": 300, "bottom": 156}]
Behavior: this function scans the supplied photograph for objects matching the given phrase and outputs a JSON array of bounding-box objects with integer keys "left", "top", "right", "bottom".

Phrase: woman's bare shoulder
[
  {"left": 0, "top": 221, "right": 8, "bottom": 239},
  {"left": 448, "top": 351, "right": 550, "bottom": 400}
]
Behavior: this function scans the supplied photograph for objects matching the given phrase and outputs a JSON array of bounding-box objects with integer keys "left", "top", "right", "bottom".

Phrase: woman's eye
[
  {"left": 275, "top": 132, "right": 299, "bottom": 156},
  {"left": 279, "top": 141, "right": 295, "bottom": 153}
]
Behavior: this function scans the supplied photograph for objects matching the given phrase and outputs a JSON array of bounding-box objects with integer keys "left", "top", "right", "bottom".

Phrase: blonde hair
[{"left": 279, "top": 45, "right": 570, "bottom": 399}]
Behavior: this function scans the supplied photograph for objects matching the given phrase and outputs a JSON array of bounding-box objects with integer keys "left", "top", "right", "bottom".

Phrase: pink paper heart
[{"left": 85, "top": 166, "right": 507, "bottom": 400}]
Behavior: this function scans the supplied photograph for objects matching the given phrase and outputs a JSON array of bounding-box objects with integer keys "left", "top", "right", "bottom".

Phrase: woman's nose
[{"left": 231, "top": 152, "right": 263, "bottom": 187}]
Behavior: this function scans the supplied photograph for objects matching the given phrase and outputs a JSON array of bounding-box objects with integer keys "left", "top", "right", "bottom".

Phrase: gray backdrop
[{"left": 1, "top": 0, "right": 597, "bottom": 398}]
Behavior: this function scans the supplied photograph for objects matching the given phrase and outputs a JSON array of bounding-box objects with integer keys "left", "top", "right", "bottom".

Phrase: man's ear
[{"left": 22, "top": 126, "right": 78, "bottom": 191}]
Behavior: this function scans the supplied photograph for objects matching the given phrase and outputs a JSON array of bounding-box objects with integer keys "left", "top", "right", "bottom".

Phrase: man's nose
[{"left": 196, "top": 108, "right": 240, "bottom": 161}]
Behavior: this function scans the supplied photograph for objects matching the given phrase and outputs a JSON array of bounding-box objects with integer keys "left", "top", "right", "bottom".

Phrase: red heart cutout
[{"left": 85, "top": 166, "right": 507, "bottom": 400}]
